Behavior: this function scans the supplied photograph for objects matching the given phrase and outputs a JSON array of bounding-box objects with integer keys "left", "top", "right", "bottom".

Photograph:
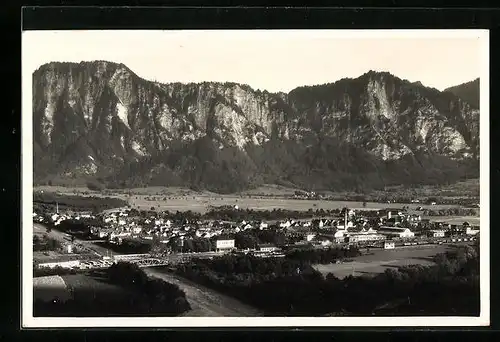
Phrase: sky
[{"left": 22, "top": 30, "right": 485, "bottom": 92}]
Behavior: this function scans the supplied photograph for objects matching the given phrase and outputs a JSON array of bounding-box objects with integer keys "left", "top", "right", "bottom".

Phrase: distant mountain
[
  {"left": 32, "top": 61, "right": 480, "bottom": 193},
  {"left": 444, "top": 78, "right": 480, "bottom": 109}
]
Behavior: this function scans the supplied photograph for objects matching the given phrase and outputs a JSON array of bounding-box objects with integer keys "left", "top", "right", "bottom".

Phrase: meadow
[
  {"left": 34, "top": 185, "right": 464, "bottom": 214},
  {"left": 313, "top": 244, "right": 453, "bottom": 279}
]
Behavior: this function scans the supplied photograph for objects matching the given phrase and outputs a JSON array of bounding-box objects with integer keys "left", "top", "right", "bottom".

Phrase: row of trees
[
  {"left": 203, "top": 206, "right": 340, "bottom": 221},
  {"left": 106, "top": 262, "right": 191, "bottom": 315},
  {"left": 33, "top": 266, "right": 80, "bottom": 277},
  {"left": 174, "top": 244, "right": 479, "bottom": 316},
  {"left": 33, "top": 192, "right": 128, "bottom": 213},
  {"left": 423, "top": 208, "right": 478, "bottom": 217},
  {"left": 33, "top": 234, "right": 62, "bottom": 252},
  {"left": 286, "top": 247, "right": 361, "bottom": 264}
]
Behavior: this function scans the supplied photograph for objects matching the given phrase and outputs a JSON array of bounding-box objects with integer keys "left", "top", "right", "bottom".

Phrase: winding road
[{"left": 144, "top": 267, "right": 261, "bottom": 316}]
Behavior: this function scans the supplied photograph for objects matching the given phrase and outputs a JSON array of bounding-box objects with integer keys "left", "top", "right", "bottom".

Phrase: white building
[
  {"left": 321, "top": 239, "right": 332, "bottom": 247},
  {"left": 216, "top": 239, "right": 235, "bottom": 252},
  {"left": 466, "top": 227, "right": 480, "bottom": 236},
  {"left": 336, "top": 221, "right": 354, "bottom": 230},
  {"left": 306, "top": 233, "right": 316, "bottom": 242},
  {"left": 347, "top": 232, "right": 385, "bottom": 243},
  {"left": 279, "top": 221, "right": 292, "bottom": 229},
  {"left": 258, "top": 244, "right": 279, "bottom": 253},
  {"left": 384, "top": 241, "right": 396, "bottom": 249},
  {"left": 243, "top": 223, "right": 253, "bottom": 230},
  {"left": 378, "top": 227, "right": 415, "bottom": 239},
  {"left": 333, "top": 230, "right": 346, "bottom": 242},
  {"left": 38, "top": 259, "right": 81, "bottom": 269},
  {"left": 429, "top": 229, "right": 446, "bottom": 238}
]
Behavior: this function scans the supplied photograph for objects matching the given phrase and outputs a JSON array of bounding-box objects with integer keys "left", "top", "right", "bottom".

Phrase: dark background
[{"left": 3, "top": 3, "right": 499, "bottom": 341}]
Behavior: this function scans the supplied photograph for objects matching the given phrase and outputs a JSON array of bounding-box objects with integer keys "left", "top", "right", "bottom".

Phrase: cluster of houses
[
  {"left": 33, "top": 210, "right": 95, "bottom": 226},
  {"left": 34, "top": 205, "right": 480, "bottom": 255}
]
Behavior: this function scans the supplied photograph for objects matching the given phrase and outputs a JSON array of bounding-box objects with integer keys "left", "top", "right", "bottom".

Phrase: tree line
[
  {"left": 106, "top": 262, "right": 191, "bottom": 315},
  {"left": 33, "top": 234, "right": 62, "bottom": 252},
  {"left": 172, "top": 244, "right": 479, "bottom": 316},
  {"left": 34, "top": 192, "right": 128, "bottom": 213},
  {"left": 422, "top": 208, "right": 478, "bottom": 217}
]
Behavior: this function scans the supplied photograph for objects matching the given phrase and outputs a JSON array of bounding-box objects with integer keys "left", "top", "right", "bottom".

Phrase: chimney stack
[{"left": 344, "top": 208, "right": 348, "bottom": 231}]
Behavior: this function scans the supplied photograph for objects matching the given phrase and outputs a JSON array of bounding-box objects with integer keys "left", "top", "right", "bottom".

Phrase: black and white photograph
[{"left": 22, "top": 29, "right": 489, "bottom": 327}]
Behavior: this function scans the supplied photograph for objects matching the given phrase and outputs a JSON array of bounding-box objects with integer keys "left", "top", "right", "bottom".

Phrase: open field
[
  {"left": 61, "top": 273, "right": 132, "bottom": 298},
  {"left": 422, "top": 215, "right": 480, "bottom": 226},
  {"left": 34, "top": 185, "right": 464, "bottom": 214},
  {"left": 35, "top": 178, "right": 479, "bottom": 198},
  {"left": 33, "top": 275, "right": 72, "bottom": 302},
  {"left": 144, "top": 268, "right": 261, "bottom": 317},
  {"left": 126, "top": 196, "right": 462, "bottom": 214},
  {"left": 371, "top": 179, "right": 479, "bottom": 198},
  {"left": 313, "top": 244, "right": 454, "bottom": 279}
]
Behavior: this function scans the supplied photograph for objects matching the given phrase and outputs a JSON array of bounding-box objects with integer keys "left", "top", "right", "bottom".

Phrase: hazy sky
[{"left": 23, "top": 30, "right": 485, "bottom": 92}]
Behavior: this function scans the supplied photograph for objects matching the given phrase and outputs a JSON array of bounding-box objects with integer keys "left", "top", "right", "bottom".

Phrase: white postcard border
[{"left": 21, "top": 29, "right": 490, "bottom": 328}]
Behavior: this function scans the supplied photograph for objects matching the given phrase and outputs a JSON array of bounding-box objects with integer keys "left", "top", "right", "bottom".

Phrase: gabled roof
[
  {"left": 378, "top": 226, "right": 412, "bottom": 232},
  {"left": 258, "top": 243, "right": 277, "bottom": 248}
]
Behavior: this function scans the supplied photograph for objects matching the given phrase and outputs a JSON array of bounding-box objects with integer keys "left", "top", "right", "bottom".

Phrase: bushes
[
  {"left": 33, "top": 234, "right": 62, "bottom": 252},
  {"left": 106, "top": 262, "right": 191, "bottom": 316}
]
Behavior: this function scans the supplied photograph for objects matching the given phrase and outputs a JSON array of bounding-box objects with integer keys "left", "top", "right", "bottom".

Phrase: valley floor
[
  {"left": 313, "top": 244, "right": 454, "bottom": 279},
  {"left": 33, "top": 185, "right": 469, "bottom": 214}
]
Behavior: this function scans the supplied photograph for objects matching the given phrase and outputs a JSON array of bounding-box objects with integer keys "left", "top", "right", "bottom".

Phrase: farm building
[
  {"left": 34, "top": 253, "right": 84, "bottom": 269},
  {"left": 346, "top": 232, "right": 385, "bottom": 243},
  {"left": 38, "top": 259, "right": 81, "bottom": 269},
  {"left": 466, "top": 226, "right": 480, "bottom": 236},
  {"left": 258, "top": 244, "right": 280, "bottom": 253},
  {"left": 377, "top": 227, "right": 415, "bottom": 239},
  {"left": 384, "top": 241, "right": 396, "bottom": 249},
  {"left": 429, "top": 229, "right": 446, "bottom": 238},
  {"left": 215, "top": 238, "right": 235, "bottom": 252},
  {"left": 380, "top": 208, "right": 406, "bottom": 220}
]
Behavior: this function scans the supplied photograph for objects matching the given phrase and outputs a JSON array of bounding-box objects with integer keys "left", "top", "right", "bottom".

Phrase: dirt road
[{"left": 144, "top": 268, "right": 261, "bottom": 317}]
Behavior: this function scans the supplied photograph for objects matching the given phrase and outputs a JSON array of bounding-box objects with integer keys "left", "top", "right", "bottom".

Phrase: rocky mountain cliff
[{"left": 32, "top": 61, "right": 480, "bottom": 193}]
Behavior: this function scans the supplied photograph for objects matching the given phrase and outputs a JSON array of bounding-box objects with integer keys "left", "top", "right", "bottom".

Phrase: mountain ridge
[
  {"left": 32, "top": 60, "right": 480, "bottom": 193},
  {"left": 444, "top": 78, "right": 480, "bottom": 109}
]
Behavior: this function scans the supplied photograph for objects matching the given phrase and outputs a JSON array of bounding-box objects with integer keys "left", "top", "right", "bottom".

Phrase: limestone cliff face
[
  {"left": 32, "top": 61, "right": 480, "bottom": 192},
  {"left": 287, "top": 71, "right": 478, "bottom": 160}
]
